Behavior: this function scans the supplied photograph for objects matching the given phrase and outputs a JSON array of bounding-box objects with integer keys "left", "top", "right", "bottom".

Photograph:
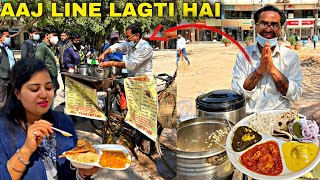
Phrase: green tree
[{"left": 1, "top": 0, "right": 207, "bottom": 48}]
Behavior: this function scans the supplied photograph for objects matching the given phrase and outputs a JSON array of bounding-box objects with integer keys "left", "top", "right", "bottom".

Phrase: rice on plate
[{"left": 248, "top": 113, "right": 279, "bottom": 135}]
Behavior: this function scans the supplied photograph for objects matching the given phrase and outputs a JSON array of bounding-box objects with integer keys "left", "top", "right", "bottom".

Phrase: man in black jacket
[
  {"left": 20, "top": 27, "right": 41, "bottom": 59},
  {"left": 0, "top": 28, "right": 16, "bottom": 110},
  {"left": 57, "top": 30, "right": 72, "bottom": 72}
]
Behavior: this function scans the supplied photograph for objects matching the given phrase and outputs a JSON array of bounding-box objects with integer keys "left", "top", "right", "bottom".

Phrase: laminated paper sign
[
  {"left": 124, "top": 76, "right": 158, "bottom": 141},
  {"left": 65, "top": 76, "right": 106, "bottom": 121}
]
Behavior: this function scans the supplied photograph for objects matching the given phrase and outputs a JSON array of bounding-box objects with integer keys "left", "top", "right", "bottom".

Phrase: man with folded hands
[{"left": 231, "top": 5, "right": 303, "bottom": 113}]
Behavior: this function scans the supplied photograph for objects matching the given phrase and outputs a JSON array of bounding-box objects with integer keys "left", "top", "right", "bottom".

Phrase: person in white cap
[{"left": 101, "top": 32, "right": 123, "bottom": 62}]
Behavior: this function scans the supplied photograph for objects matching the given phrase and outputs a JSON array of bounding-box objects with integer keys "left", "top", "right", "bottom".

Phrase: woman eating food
[{"left": 0, "top": 58, "right": 99, "bottom": 179}]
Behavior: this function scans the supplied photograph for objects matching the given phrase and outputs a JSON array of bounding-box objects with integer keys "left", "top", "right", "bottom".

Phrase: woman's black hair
[
  {"left": 4, "top": 58, "right": 53, "bottom": 143},
  {"left": 254, "top": 5, "right": 287, "bottom": 26}
]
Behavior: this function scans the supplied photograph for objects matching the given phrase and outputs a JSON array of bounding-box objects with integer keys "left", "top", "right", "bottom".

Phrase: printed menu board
[
  {"left": 124, "top": 76, "right": 158, "bottom": 141},
  {"left": 65, "top": 76, "right": 106, "bottom": 121}
]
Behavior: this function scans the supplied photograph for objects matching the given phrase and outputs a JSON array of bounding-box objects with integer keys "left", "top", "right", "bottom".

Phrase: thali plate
[
  {"left": 66, "top": 144, "right": 132, "bottom": 170},
  {"left": 226, "top": 110, "right": 320, "bottom": 180}
]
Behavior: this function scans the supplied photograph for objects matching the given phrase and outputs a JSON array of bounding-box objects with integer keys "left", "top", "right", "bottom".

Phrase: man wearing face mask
[
  {"left": 20, "top": 27, "right": 41, "bottom": 59},
  {"left": 35, "top": 25, "right": 60, "bottom": 94},
  {"left": 98, "top": 23, "right": 152, "bottom": 77},
  {"left": 231, "top": 5, "right": 303, "bottom": 113},
  {"left": 0, "top": 28, "right": 16, "bottom": 110},
  {"left": 63, "top": 32, "right": 81, "bottom": 72}
]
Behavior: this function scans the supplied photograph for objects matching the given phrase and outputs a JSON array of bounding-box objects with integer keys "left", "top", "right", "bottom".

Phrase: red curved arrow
[{"left": 150, "top": 24, "right": 251, "bottom": 64}]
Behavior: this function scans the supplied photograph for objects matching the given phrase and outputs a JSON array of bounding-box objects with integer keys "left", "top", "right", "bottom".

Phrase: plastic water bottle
[{"left": 91, "top": 57, "right": 96, "bottom": 65}]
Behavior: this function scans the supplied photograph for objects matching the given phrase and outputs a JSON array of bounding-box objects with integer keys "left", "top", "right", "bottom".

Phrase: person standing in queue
[
  {"left": 231, "top": 5, "right": 303, "bottom": 113},
  {"left": 62, "top": 32, "right": 82, "bottom": 85},
  {"left": 102, "top": 32, "right": 123, "bottom": 62},
  {"left": 0, "top": 28, "right": 16, "bottom": 111},
  {"left": 0, "top": 58, "right": 100, "bottom": 180},
  {"left": 21, "top": 27, "right": 41, "bottom": 59},
  {"left": 56, "top": 30, "right": 72, "bottom": 88},
  {"left": 56, "top": 30, "right": 72, "bottom": 71},
  {"left": 35, "top": 25, "right": 60, "bottom": 100},
  {"left": 98, "top": 23, "right": 153, "bottom": 77}
]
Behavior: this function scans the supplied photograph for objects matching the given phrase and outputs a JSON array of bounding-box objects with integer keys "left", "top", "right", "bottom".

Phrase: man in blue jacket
[
  {"left": 0, "top": 28, "right": 15, "bottom": 110},
  {"left": 63, "top": 32, "right": 82, "bottom": 71},
  {"left": 102, "top": 32, "right": 123, "bottom": 62}
]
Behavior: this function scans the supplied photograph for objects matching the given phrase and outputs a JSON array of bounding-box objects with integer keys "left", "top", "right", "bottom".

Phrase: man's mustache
[{"left": 260, "top": 31, "right": 276, "bottom": 38}]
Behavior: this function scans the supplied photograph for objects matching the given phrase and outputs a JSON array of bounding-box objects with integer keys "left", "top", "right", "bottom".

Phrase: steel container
[
  {"left": 176, "top": 117, "right": 235, "bottom": 180},
  {"left": 196, "top": 89, "right": 246, "bottom": 124}
]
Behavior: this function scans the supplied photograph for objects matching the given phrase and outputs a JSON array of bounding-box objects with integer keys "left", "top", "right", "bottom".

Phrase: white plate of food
[
  {"left": 226, "top": 110, "right": 320, "bottom": 180},
  {"left": 63, "top": 140, "right": 132, "bottom": 170}
]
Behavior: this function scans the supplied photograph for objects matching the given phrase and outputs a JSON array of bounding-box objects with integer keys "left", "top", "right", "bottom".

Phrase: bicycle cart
[{"left": 61, "top": 70, "right": 177, "bottom": 176}]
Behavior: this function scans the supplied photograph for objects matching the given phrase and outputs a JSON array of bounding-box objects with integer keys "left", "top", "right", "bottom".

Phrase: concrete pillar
[
  {"left": 160, "top": 41, "right": 164, "bottom": 50},
  {"left": 315, "top": 8, "right": 319, "bottom": 35},
  {"left": 191, "top": 27, "right": 196, "bottom": 42},
  {"left": 241, "top": 30, "right": 244, "bottom": 41},
  {"left": 252, "top": 12, "right": 256, "bottom": 42},
  {"left": 20, "top": 30, "right": 24, "bottom": 45}
]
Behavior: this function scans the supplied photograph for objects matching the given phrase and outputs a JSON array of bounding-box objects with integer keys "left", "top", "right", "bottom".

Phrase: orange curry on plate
[
  {"left": 99, "top": 150, "right": 130, "bottom": 168},
  {"left": 240, "top": 141, "right": 283, "bottom": 176}
]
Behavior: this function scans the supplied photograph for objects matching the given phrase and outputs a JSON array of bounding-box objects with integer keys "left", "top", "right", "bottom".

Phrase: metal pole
[{"left": 315, "top": 2, "right": 319, "bottom": 36}]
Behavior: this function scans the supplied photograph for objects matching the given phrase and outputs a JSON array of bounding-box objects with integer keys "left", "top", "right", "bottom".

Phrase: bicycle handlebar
[{"left": 155, "top": 68, "right": 178, "bottom": 84}]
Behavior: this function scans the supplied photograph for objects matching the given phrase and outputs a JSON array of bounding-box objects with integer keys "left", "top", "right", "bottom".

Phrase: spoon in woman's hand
[{"left": 51, "top": 127, "right": 73, "bottom": 137}]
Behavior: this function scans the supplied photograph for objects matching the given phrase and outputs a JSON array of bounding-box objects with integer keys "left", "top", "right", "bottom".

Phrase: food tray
[
  {"left": 226, "top": 110, "right": 320, "bottom": 180},
  {"left": 66, "top": 144, "right": 132, "bottom": 170}
]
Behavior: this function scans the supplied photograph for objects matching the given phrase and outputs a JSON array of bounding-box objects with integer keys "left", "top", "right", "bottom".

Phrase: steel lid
[{"left": 196, "top": 89, "right": 245, "bottom": 112}]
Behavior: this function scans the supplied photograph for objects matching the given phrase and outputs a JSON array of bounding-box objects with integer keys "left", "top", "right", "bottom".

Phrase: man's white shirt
[
  {"left": 109, "top": 39, "right": 153, "bottom": 77},
  {"left": 231, "top": 44, "right": 303, "bottom": 113},
  {"left": 177, "top": 37, "right": 186, "bottom": 50}
]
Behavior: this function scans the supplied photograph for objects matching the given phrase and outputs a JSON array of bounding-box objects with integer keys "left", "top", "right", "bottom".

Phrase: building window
[
  {"left": 302, "top": 10, "right": 313, "bottom": 18},
  {"left": 225, "top": 11, "right": 252, "bottom": 19}
]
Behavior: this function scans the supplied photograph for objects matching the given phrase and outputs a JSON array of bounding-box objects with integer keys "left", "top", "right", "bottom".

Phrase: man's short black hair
[
  {"left": 126, "top": 23, "right": 142, "bottom": 39},
  {"left": 29, "top": 27, "right": 41, "bottom": 33},
  {"left": 61, "top": 30, "right": 70, "bottom": 36},
  {"left": 41, "top": 25, "right": 57, "bottom": 39},
  {"left": 70, "top": 32, "right": 80, "bottom": 40},
  {"left": 0, "top": 28, "right": 9, "bottom": 37},
  {"left": 254, "top": 5, "right": 286, "bottom": 26},
  {"left": 42, "top": 25, "right": 57, "bottom": 35}
]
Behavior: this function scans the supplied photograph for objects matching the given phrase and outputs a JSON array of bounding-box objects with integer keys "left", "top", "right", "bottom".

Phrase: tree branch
[
  {"left": 10, "top": 17, "right": 40, "bottom": 38},
  {"left": 0, "top": 19, "right": 7, "bottom": 26}
]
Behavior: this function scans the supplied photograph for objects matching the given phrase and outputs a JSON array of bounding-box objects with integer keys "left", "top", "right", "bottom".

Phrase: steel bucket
[
  {"left": 110, "top": 66, "right": 122, "bottom": 75},
  {"left": 94, "top": 67, "right": 110, "bottom": 79},
  {"left": 77, "top": 64, "right": 89, "bottom": 76},
  {"left": 176, "top": 117, "right": 234, "bottom": 180}
]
